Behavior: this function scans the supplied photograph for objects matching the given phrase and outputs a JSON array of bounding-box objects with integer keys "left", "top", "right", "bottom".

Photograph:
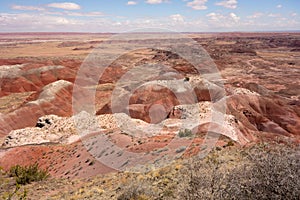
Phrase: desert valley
[{"left": 0, "top": 31, "right": 299, "bottom": 199}]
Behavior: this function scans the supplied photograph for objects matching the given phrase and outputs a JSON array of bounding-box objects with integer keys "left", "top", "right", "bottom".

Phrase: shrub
[
  {"left": 225, "top": 140, "right": 235, "bottom": 147},
  {"left": 5, "top": 183, "right": 27, "bottom": 200},
  {"left": 9, "top": 163, "right": 49, "bottom": 185},
  {"left": 117, "top": 184, "right": 151, "bottom": 200},
  {"left": 179, "top": 144, "right": 300, "bottom": 199},
  {"left": 230, "top": 144, "right": 300, "bottom": 199},
  {"left": 178, "top": 129, "right": 193, "bottom": 138}
]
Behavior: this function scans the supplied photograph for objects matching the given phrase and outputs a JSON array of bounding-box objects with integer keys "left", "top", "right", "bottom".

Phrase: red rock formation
[
  {"left": 0, "top": 80, "right": 73, "bottom": 136},
  {"left": 227, "top": 94, "right": 300, "bottom": 137}
]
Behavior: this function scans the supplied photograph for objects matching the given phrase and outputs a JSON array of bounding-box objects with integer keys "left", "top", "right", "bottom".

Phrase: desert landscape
[
  {"left": 0, "top": 31, "right": 299, "bottom": 199},
  {"left": 0, "top": 0, "right": 299, "bottom": 199}
]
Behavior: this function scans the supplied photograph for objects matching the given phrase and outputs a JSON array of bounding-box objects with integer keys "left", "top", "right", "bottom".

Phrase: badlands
[{"left": 0, "top": 32, "right": 299, "bottom": 199}]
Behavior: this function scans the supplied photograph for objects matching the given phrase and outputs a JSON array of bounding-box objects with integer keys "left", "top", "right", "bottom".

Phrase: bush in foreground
[
  {"left": 179, "top": 144, "right": 300, "bottom": 199},
  {"left": 9, "top": 163, "right": 49, "bottom": 185},
  {"left": 117, "top": 143, "right": 299, "bottom": 200}
]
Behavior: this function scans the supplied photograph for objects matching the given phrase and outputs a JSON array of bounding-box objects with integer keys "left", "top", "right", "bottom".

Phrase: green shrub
[
  {"left": 178, "top": 129, "right": 193, "bottom": 138},
  {"left": 9, "top": 163, "right": 49, "bottom": 185}
]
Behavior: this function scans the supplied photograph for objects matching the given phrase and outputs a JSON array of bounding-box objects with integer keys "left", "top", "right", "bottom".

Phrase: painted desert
[{"left": 0, "top": 31, "right": 299, "bottom": 199}]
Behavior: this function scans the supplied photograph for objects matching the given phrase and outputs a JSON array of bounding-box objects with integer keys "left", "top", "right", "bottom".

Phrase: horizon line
[{"left": 0, "top": 30, "right": 299, "bottom": 34}]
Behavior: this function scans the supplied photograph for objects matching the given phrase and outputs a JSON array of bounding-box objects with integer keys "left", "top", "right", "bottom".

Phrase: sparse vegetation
[
  {"left": 1, "top": 164, "right": 47, "bottom": 199},
  {"left": 1, "top": 143, "right": 297, "bottom": 199},
  {"left": 117, "top": 183, "right": 152, "bottom": 200},
  {"left": 179, "top": 143, "right": 300, "bottom": 199},
  {"left": 9, "top": 163, "right": 49, "bottom": 185},
  {"left": 178, "top": 129, "right": 193, "bottom": 138},
  {"left": 5, "top": 182, "right": 27, "bottom": 200}
]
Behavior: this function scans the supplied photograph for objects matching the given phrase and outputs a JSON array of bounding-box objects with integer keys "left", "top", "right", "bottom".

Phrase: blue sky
[{"left": 0, "top": 0, "right": 299, "bottom": 32}]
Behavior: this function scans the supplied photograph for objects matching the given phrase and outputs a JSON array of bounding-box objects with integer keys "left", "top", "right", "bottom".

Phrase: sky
[{"left": 0, "top": 0, "right": 299, "bottom": 32}]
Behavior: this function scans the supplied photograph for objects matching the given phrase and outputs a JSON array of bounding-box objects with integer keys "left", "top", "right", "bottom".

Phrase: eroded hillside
[{"left": 0, "top": 32, "right": 299, "bottom": 199}]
